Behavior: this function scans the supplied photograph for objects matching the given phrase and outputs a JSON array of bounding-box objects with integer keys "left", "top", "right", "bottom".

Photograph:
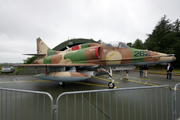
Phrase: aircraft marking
[
  {"left": 88, "top": 49, "right": 96, "bottom": 51},
  {"left": 134, "top": 51, "right": 146, "bottom": 57},
  {"left": 105, "top": 53, "right": 115, "bottom": 60}
]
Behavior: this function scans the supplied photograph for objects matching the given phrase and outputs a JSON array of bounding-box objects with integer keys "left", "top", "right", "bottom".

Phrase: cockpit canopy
[
  {"left": 104, "top": 41, "right": 129, "bottom": 48},
  {"left": 119, "top": 42, "right": 129, "bottom": 48}
]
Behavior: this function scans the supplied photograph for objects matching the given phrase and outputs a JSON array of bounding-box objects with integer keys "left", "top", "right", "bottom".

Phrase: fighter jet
[{"left": 16, "top": 37, "right": 176, "bottom": 88}]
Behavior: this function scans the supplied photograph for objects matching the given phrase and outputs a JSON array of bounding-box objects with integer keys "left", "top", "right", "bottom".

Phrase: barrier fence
[
  {"left": 174, "top": 83, "right": 180, "bottom": 120},
  {"left": 0, "top": 85, "right": 180, "bottom": 120},
  {"left": 56, "top": 85, "right": 173, "bottom": 120},
  {"left": 0, "top": 87, "right": 54, "bottom": 120},
  {"left": 0, "top": 76, "right": 180, "bottom": 119}
]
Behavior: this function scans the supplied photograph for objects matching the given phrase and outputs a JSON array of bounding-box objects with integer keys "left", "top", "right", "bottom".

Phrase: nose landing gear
[
  {"left": 108, "top": 81, "right": 115, "bottom": 89},
  {"left": 107, "top": 67, "right": 115, "bottom": 89}
]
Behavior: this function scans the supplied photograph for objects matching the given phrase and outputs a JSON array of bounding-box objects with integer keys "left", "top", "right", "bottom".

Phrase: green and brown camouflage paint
[{"left": 34, "top": 37, "right": 176, "bottom": 66}]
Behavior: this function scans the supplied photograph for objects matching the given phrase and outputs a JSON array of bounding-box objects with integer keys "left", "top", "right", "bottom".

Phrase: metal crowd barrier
[
  {"left": 1, "top": 84, "right": 180, "bottom": 120},
  {"left": 0, "top": 87, "right": 54, "bottom": 120},
  {"left": 174, "top": 83, "right": 180, "bottom": 120},
  {"left": 1, "top": 68, "right": 180, "bottom": 120},
  {"left": 56, "top": 85, "right": 173, "bottom": 120}
]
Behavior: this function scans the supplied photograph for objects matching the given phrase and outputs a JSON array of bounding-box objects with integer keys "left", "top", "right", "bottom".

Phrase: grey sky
[{"left": 0, "top": 0, "right": 179, "bottom": 63}]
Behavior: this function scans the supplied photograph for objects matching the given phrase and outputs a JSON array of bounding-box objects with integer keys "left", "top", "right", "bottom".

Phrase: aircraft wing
[
  {"left": 14, "top": 63, "right": 99, "bottom": 67},
  {"left": 23, "top": 54, "right": 46, "bottom": 56}
]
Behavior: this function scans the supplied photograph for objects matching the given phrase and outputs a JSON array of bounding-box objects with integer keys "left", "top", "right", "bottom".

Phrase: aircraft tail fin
[{"left": 37, "top": 37, "right": 54, "bottom": 56}]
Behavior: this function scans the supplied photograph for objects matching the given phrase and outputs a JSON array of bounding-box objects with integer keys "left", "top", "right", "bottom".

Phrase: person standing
[
  {"left": 123, "top": 70, "right": 129, "bottom": 80},
  {"left": 139, "top": 65, "right": 143, "bottom": 77},
  {"left": 143, "top": 65, "right": 148, "bottom": 78},
  {"left": 166, "top": 63, "right": 173, "bottom": 80}
]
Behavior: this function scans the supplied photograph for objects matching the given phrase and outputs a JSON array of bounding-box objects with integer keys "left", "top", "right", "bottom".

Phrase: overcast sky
[{"left": 0, "top": 0, "right": 179, "bottom": 63}]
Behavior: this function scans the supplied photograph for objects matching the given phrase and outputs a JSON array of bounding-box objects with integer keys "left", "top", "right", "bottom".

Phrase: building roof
[{"left": 53, "top": 38, "right": 99, "bottom": 51}]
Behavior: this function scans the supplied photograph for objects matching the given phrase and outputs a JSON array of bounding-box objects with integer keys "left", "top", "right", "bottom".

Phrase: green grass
[
  {"left": 139, "top": 68, "right": 180, "bottom": 75},
  {"left": 148, "top": 68, "right": 180, "bottom": 72}
]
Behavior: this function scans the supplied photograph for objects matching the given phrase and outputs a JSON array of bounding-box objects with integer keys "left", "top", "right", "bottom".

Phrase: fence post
[{"left": 174, "top": 83, "right": 180, "bottom": 120}]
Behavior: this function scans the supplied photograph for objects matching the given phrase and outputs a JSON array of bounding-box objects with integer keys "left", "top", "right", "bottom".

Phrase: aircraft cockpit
[
  {"left": 118, "top": 42, "right": 129, "bottom": 48},
  {"left": 104, "top": 42, "right": 129, "bottom": 48}
]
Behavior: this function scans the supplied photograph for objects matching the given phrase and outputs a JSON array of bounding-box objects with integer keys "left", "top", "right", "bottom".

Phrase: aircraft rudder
[
  {"left": 37, "top": 37, "right": 41, "bottom": 43},
  {"left": 36, "top": 37, "right": 50, "bottom": 54}
]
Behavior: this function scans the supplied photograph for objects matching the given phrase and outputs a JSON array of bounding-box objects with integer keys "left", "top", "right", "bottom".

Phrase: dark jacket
[
  {"left": 167, "top": 65, "right": 173, "bottom": 72},
  {"left": 139, "top": 65, "right": 143, "bottom": 70},
  {"left": 143, "top": 65, "right": 148, "bottom": 70}
]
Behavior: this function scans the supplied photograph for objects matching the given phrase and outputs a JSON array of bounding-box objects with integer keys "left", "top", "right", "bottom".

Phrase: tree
[
  {"left": 144, "top": 15, "right": 180, "bottom": 68},
  {"left": 132, "top": 39, "right": 144, "bottom": 49},
  {"left": 97, "top": 39, "right": 102, "bottom": 44},
  {"left": 23, "top": 56, "right": 37, "bottom": 64},
  {"left": 127, "top": 42, "right": 132, "bottom": 47},
  {"left": 144, "top": 15, "right": 174, "bottom": 52},
  {"left": 172, "top": 19, "right": 180, "bottom": 68}
]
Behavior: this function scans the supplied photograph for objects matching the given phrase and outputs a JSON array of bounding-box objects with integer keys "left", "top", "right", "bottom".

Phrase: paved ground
[{"left": 0, "top": 71, "right": 179, "bottom": 120}]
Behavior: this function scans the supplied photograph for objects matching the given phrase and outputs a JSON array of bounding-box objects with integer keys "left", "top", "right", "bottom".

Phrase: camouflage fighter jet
[{"left": 16, "top": 37, "right": 176, "bottom": 88}]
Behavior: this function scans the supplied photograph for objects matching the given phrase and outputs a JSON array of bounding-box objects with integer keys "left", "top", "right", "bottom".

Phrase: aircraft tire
[{"left": 108, "top": 82, "right": 115, "bottom": 89}]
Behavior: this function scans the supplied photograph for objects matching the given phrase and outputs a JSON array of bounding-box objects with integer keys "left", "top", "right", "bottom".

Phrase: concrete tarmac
[{"left": 0, "top": 71, "right": 177, "bottom": 120}]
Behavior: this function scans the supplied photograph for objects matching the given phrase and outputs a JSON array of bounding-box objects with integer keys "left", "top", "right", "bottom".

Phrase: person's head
[{"left": 168, "top": 63, "right": 171, "bottom": 66}]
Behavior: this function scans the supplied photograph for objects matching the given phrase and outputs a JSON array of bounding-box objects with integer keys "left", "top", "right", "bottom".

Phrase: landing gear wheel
[
  {"left": 58, "top": 82, "right": 64, "bottom": 86},
  {"left": 108, "top": 82, "right": 115, "bottom": 89}
]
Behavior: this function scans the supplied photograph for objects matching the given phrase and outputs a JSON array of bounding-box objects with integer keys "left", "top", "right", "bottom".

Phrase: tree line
[{"left": 127, "top": 15, "right": 180, "bottom": 68}]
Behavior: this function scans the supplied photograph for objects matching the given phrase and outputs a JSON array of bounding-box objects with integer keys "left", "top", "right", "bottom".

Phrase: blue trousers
[{"left": 167, "top": 71, "right": 172, "bottom": 79}]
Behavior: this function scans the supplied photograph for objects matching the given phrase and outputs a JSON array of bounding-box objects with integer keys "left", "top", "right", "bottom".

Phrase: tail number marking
[{"left": 134, "top": 51, "right": 146, "bottom": 57}]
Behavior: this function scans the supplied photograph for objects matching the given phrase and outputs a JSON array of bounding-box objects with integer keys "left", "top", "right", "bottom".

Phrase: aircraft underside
[
  {"left": 34, "top": 66, "right": 116, "bottom": 88},
  {"left": 36, "top": 73, "right": 90, "bottom": 82}
]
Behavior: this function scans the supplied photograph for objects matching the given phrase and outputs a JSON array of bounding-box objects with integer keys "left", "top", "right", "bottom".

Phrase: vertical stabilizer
[{"left": 37, "top": 37, "right": 53, "bottom": 55}]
